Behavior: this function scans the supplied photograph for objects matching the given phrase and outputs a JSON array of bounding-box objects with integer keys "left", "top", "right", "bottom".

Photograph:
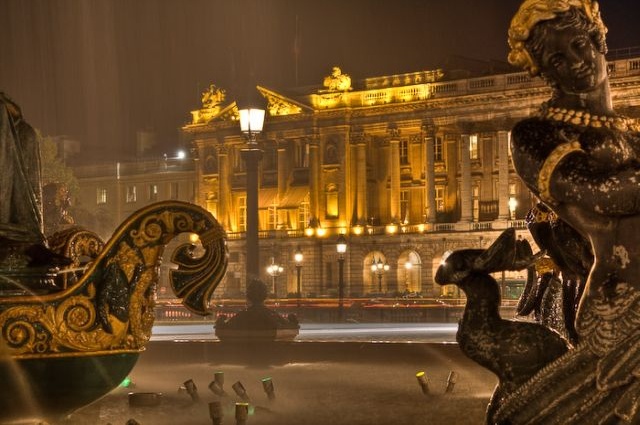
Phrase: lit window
[
  {"left": 97, "top": 188, "right": 107, "bottom": 205},
  {"left": 434, "top": 137, "right": 443, "bottom": 162},
  {"left": 472, "top": 185, "right": 480, "bottom": 222},
  {"left": 435, "top": 186, "right": 445, "bottom": 212},
  {"left": 148, "top": 184, "right": 158, "bottom": 201},
  {"left": 469, "top": 134, "right": 479, "bottom": 160},
  {"left": 268, "top": 203, "right": 278, "bottom": 230},
  {"left": 238, "top": 196, "right": 246, "bottom": 232},
  {"left": 400, "top": 190, "right": 410, "bottom": 223},
  {"left": 299, "top": 196, "right": 310, "bottom": 229},
  {"left": 325, "top": 185, "right": 339, "bottom": 218},
  {"left": 126, "top": 185, "right": 137, "bottom": 203},
  {"left": 296, "top": 140, "right": 309, "bottom": 168},
  {"left": 399, "top": 140, "right": 409, "bottom": 165}
]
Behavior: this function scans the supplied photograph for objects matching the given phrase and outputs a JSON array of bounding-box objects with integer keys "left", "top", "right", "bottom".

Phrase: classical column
[
  {"left": 388, "top": 124, "right": 401, "bottom": 223},
  {"left": 217, "top": 145, "right": 230, "bottom": 230},
  {"left": 308, "top": 133, "right": 320, "bottom": 226},
  {"left": 277, "top": 139, "right": 288, "bottom": 228},
  {"left": 459, "top": 134, "right": 472, "bottom": 222},
  {"left": 241, "top": 147, "right": 262, "bottom": 280},
  {"left": 423, "top": 122, "right": 437, "bottom": 223},
  {"left": 497, "top": 130, "right": 510, "bottom": 220},
  {"left": 356, "top": 141, "right": 368, "bottom": 223},
  {"left": 349, "top": 129, "right": 368, "bottom": 225}
]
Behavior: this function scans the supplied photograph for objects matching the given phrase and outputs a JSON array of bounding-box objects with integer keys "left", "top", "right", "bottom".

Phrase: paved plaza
[{"left": 61, "top": 339, "right": 495, "bottom": 425}]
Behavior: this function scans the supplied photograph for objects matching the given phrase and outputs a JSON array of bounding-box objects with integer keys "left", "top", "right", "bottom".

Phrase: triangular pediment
[{"left": 257, "top": 85, "right": 312, "bottom": 116}]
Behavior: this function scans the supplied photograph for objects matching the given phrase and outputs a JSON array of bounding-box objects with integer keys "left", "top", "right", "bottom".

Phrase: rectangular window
[
  {"left": 400, "top": 190, "right": 410, "bottom": 223},
  {"left": 148, "top": 184, "right": 158, "bottom": 201},
  {"left": 170, "top": 182, "right": 179, "bottom": 200},
  {"left": 238, "top": 196, "right": 247, "bottom": 232},
  {"left": 435, "top": 186, "right": 445, "bottom": 212},
  {"left": 296, "top": 140, "right": 309, "bottom": 168},
  {"left": 126, "top": 185, "right": 137, "bottom": 203},
  {"left": 469, "top": 134, "right": 479, "bottom": 160},
  {"left": 509, "top": 182, "right": 517, "bottom": 220},
  {"left": 434, "top": 137, "right": 443, "bottom": 161},
  {"left": 399, "top": 140, "right": 409, "bottom": 165},
  {"left": 472, "top": 185, "right": 480, "bottom": 222},
  {"left": 325, "top": 187, "right": 339, "bottom": 218},
  {"left": 97, "top": 188, "right": 107, "bottom": 205},
  {"left": 298, "top": 198, "right": 310, "bottom": 229},
  {"left": 268, "top": 204, "right": 278, "bottom": 230}
]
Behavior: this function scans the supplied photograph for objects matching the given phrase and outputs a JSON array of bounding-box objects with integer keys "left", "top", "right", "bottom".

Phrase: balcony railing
[{"left": 223, "top": 218, "right": 528, "bottom": 240}]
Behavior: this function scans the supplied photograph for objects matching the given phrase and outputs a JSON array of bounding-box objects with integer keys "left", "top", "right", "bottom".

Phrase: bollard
[
  {"left": 232, "top": 381, "right": 250, "bottom": 402},
  {"left": 235, "top": 402, "right": 250, "bottom": 425},
  {"left": 209, "top": 380, "right": 227, "bottom": 397},
  {"left": 209, "top": 371, "right": 227, "bottom": 396},
  {"left": 261, "top": 377, "right": 275, "bottom": 401},
  {"left": 128, "top": 392, "right": 163, "bottom": 407},
  {"left": 416, "top": 371, "right": 430, "bottom": 395},
  {"left": 446, "top": 371, "right": 458, "bottom": 393},
  {"left": 214, "top": 371, "right": 225, "bottom": 387},
  {"left": 184, "top": 379, "right": 200, "bottom": 402},
  {"left": 209, "top": 400, "right": 224, "bottom": 425}
]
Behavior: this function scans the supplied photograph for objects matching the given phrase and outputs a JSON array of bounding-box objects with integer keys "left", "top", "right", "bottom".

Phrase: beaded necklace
[{"left": 539, "top": 105, "right": 640, "bottom": 132}]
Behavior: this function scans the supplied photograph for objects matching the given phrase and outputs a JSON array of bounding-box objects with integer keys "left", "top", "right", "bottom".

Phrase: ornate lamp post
[
  {"left": 215, "top": 102, "right": 298, "bottom": 343},
  {"left": 294, "top": 246, "right": 303, "bottom": 309},
  {"left": 336, "top": 234, "right": 347, "bottom": 322},
  {"left": 239, "top": 107, "right": 265, "bottom": 284},
  {"left": 266, "top": 258, "right": 284, "bottom": 300},
  {"left": 371, "top": 257, "right": 389, "bottom": 294}
]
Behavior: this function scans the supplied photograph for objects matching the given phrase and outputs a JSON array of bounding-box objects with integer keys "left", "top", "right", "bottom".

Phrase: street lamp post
[
  {"left": 266, "top": 258, "right": 284, "bottom": 301},
  {"left": 371, "top": 257, "right": 389, "bottom": 294},
  {"left": 294, "top": 247, "right": 303, "bottom": 309},
  {"left": 336, "top": 234, "right": 347, "bottom": 322},
  {"left": 239, "top": 107, "right": 266, "bottom": 285}
]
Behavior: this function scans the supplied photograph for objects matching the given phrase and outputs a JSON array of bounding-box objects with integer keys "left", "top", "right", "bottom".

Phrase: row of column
[{"left": 210, "top": 127, "right": 513, "bottom": 232}]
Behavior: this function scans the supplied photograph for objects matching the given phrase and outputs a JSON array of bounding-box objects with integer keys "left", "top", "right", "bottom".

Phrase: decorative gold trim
[
  {"left": 12, "top": 347, "right": 144, "bottom": 360},
  {"left": 0, "top": 201, "right": 227, "bottom": 357},
  {"left": 538, "top": 141, "right": 584, "bottom": 204}
]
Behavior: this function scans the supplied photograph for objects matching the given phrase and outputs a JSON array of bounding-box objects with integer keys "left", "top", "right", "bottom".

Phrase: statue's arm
[
  {"left": 551, "top": 156, "right": 640, "bottom": 216},
  {"left": 512, "top": 119, "right": 640, "bottom": 216}
]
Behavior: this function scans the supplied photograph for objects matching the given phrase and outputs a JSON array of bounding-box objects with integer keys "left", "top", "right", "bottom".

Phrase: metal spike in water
[
  {"left": 416, "top": 371, "right": 430, "bottom": 395},
  {"left": 262, "top": 377, "right": 275, "bottom": 401},
  {"left": 209, "top": 400, "right": 223, "bottom": 425},
  {"left": 235, "top": 402, "right": 249, "bottom": 425},
  {"left": 232, "top": 381, "right": 250, "bottom": 402},
  {"left": 183, "top": 379, "right": 200, "bottom": 402},
  {"left": 446, "top": 371, "right": 458, "bottom": 393}
]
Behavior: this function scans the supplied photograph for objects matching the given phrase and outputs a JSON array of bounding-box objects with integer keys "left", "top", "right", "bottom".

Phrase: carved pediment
[{"left": 257, "top": 86, "right": 309, "bottom": 117}]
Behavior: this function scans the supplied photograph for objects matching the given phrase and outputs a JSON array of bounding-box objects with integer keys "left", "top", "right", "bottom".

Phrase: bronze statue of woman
[
  {"left": 462, "top": 1, "right": 640, "bottom": 422},
  {"left": 509, "top": 0, "right": 640, "bottom": 354}
]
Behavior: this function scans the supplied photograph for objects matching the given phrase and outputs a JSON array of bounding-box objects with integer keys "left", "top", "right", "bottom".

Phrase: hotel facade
[{"left": 76, "top": 56, "right": 640, "bottom": 300}]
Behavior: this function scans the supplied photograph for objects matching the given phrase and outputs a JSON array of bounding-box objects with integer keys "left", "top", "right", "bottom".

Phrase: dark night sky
[{"left": 1, "top": 0, "right": 640, "bottom": 161}]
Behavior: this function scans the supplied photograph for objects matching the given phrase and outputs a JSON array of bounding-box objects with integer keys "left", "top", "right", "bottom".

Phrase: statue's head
[{"left": 508, "top": 1, "right": 607, "bottom": 85}]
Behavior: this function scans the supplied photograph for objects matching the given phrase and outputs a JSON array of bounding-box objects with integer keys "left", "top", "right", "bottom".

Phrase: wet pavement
[{"left": 59, "top": 340, "right": 496, "bottom": 425}]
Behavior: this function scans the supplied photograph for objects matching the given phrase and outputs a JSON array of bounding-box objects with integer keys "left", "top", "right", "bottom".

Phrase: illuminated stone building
[
  {"left": 182, "top": 58, "right": 640, "bottom": 299},
  {"left": 76, "top": 57, "right": 640, "bottom": 300}
]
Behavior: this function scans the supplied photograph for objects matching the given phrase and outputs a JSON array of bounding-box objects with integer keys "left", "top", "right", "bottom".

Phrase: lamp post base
[{"left": 214, "top": 305, "right": 300, "bottom": 342}]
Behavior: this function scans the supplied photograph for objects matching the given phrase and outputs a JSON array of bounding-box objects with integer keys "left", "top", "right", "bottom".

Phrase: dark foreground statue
[
  {"left": 438, "top": 1, "right": 640, "bottom": 423},
  {"left": 0, "top": 94, "right": 228, "bottom": 422}
]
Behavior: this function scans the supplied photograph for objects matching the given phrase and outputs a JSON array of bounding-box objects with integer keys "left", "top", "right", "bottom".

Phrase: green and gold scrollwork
[{"left": 0, "top": 201, "right": 227, "bottom": 359}]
